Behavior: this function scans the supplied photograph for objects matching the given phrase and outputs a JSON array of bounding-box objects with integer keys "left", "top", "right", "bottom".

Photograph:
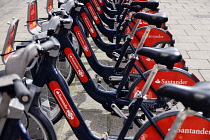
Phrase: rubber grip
[
  {"left": 14, "top": 80, "right": 31, "bottom": 104},
  {"left": 41, "top": 40, "right": 55, "bottom": 51}
]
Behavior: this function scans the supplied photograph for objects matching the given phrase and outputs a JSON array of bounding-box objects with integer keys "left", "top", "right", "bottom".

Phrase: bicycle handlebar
[
  {"left": 0, "top": 74, "right": 31, "bottom": 104},
  {"left": 14, "top": 79, "right": 31, "bottom": 104},
  {"left": 40, "top": 36, "right": 60, "bottom": 51}
]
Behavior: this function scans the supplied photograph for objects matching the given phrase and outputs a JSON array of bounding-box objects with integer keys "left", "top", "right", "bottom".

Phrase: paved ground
[{"left": 0, "top": 0, "right": 210, "bottom": 139}]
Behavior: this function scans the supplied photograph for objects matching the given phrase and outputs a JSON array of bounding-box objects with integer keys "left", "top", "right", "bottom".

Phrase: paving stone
[
  {"left": 199, "top": 19, "right": 210, "bottom": 25},
  {"left": 185, "top": 29, "right": 210, "bottom": 36},
  {"left": 195, "top": 43, "right": 210, "bottom": 50},
  {"left": 176, "top": 8, "right": 197, "bottom": 13},
  {"left": 109, "top": 113, "right": 139, "bottom": 137},
  {"left": 185, "top": 59, "right": 210, "bottom": 69},
  {"left": 167, "top": 15, "right": 185, "bottom": 20},
  {"left": 179, "top": 50, "right": 190, "bottom": 59},
  {"left": 199, "top": 70, "right": 210, "bottom": 81},
  {"left": 175, "top": 35, "right": 206, "bottom": 43},
  {"left": 80, "top": 111, "right": 108, "bottom": 137},
  {"left": 170, "top": 3, "right": 189, "bottom": 7},
  {"left": 188, "top": 69, "right": 204, "bottom": 81},
  {"left": 73, "top": 92, "right": 106, "bottom": 111},
  {"left": 190, "top": 11, "right": 210, "bottom": 16},
  {"left": 176, "top": 0, "right": 195, "bottom": 3},
  {"left": 170, "top": 11, "right": 193, "bottom": 16},
  {"left": 202, "top": 35, "right": 210, "bottom": 42},
  {"left": 169, "top": 30, "right": 187, "bottom": 36},
  {"left": 168, "top": 24, "right": 195, "bottom": 30},
  {"left": 192, "top": 24, "right": 210, "bottom": 30},
  {"left": 182, "top": 15, "right": 198, "bottom": 20},
  {"left": 167, "top": 19, "right": 179, "bottom": 25},
  {"left": 174, "top": 42, "right": 199, "bottom": 50},
  {"left": 176, "top": 19, "right": 201, "bottom": 25},
  {"left": 187, "top": 50, "right": 210, "bottom": 59}
]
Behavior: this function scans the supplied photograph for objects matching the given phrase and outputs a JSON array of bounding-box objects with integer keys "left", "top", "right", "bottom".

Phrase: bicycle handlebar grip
[
  {"left": 41, "top": 36, "right": 60, "bottom": 51},
  {"left": 14, "top": 79, "right": 31, "bottom": 104},
  {"left": 41, "top": 40, "right": 55, "bottom": 51}
]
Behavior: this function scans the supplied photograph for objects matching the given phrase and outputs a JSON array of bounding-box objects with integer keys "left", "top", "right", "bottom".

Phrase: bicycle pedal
[
  {"left": 112, "top": 51, "right": 120, "bottom": 58},
  {"left": 101, "top": 132, "right": 109, "bottom": 140},
  {"left": 111, "top": 104, "right": 127, "bottom": 119},
  {"left": 136, "top": 114, "right": 146, "bottom": 121}
]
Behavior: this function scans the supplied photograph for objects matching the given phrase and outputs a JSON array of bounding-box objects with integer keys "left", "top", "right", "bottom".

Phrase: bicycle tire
[
  {"left": 134, "top": 110, "right": 210, "bottom": 140},
  {"left": 27, "top": 106, "right": 57, "bottom": 140}
]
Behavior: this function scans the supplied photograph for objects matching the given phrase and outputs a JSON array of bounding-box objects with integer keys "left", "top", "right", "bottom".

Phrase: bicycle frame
[
  {"left": 71, "top": 8, "right": 147, "bottom": 80},
  {"left": 53, "top": 5, "right": 197, "bottom": 109},
  {"left": 26, "top": 1, "right": 198, "bottom": 110},
  {"left": 78, "top": 3, "right": 174, "bottom": 54},
  {"left": 30, "top": 38, "right": 166, "bottom": 140}
]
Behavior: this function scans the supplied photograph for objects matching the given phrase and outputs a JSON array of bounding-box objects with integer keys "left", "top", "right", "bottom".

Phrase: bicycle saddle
[
  {"left": 157, "top": 82, "right": 210, "bottom": 118},
  {"left": 122, "top": 3, "right": 143, "bottom": 12},
  {"left": 137, "top": 47, "right": 182, "bottom": 69},
  {"left": 134, "top": 12, "right": 168, "bottom": 28},
  {"left": 130, "top": 0, "right": 159, "bottom": 11}
]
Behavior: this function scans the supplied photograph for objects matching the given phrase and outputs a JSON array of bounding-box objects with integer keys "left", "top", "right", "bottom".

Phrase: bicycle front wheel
[
  {"left": 40, "top": 85, "right": 63, "bottom": 124},
  {"left": 24, "top": 108, "right": 57, "bottom": 140}
]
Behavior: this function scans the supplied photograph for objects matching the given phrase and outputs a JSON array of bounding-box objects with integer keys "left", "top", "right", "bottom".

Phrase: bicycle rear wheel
[
  {"left": 128, "top": 67, "right": 199, "bottom": 111},
  {"left": 134, "top": 110, "right": 210, "bottom": 140}
]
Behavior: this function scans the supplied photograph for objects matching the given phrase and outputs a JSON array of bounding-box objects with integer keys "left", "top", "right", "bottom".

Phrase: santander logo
[
  {"left": 49, "top": 81, "right": 80, "bottom": 127},
  {"left": 68, "top": 53, "right": 85, "bottom": 78},
  {"left": 54, "top": 89, "right": 75, "bottom": 120},
  {"left": 64, "top": 48, "right": 88, "bottom": 83},
  {"left": 155, "top": 79, "right": 188, "bottom": 85},
  {"left": 73, "top": 26, "right": 92, "bottom": 57},
  {"left": 148, "top": 34, "right": 164, "bottom": 38},
  {"left": 66, "top": 110, "right": 75, "bottom": 120},
  {"left": 83, "top": 16, "right": 94, "bottom": 34},
  {"left": 92, "top": 0, "right": 102, "bottom": 13},
  {"left": 146, "top": 58, "right": 154, "bottom": 61},
  {"left": 64, "top": 47, "right": 88, "bottom": 83},
  {"left": 86, "top": 3, "right": 100, "bottom": 24},
  {"left": 140, "top": 134, "right": 148, "bottom": 140},
  {"left": 81, "top": 12, "right": 97, "bottom": 37}
]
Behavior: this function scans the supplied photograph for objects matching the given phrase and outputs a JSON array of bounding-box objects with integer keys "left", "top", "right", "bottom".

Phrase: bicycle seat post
[
  {"left": 128, "top": 19, "right": 141, "bottom": 40},
  {"left": 164, "top": 109, "right": 197, "bottom": 140},
  {"left": 141, "top": 64, "right": 165, "bottom": 97},
  {"left": 130, "top": 63, "right": 165, "bottom": 106},
  {"left": 134, "top": 24, "right": 156, "bottom": 57}
]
